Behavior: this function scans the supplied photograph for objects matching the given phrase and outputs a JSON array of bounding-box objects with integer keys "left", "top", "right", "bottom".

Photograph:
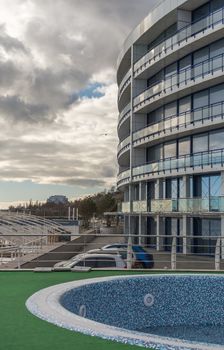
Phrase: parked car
[
  {"left": 53, "top": 253, "right": 126, "bottom": 269},
  {"left": 87, "top": 244, "right": 154, "bottom": 269}
]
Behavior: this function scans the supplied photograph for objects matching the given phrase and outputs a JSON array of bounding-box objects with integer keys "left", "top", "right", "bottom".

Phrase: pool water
[
  {"left": 26, "top": 275, "right": 224, "bottom": 350},
  {"left": 138, "top": 325, "right": 224, "bottom": 345}
]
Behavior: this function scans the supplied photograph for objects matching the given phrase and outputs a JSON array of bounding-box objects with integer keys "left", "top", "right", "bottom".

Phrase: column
[
  {"left": 221, "top": 215, "right": 224, "bottom": 259},
  {"left": 156, "top": 215, "right": 164, "bottom": 251},
  {"left": 138, "top": 213, "right": 142, "bottom": 245},
  {"left": 182, "top": 215, "right": 191, "bottom": 254}
]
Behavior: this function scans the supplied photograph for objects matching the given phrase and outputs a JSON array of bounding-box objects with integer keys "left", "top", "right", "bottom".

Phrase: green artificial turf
[{"left": 0, "top": 271, "right": 155, "bottom": 350}]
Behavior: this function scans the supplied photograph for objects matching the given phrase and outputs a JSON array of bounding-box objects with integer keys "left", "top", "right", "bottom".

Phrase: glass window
[
  {"left": 192, "top": 3, "right": 210, "bottom": 22},
  {"left": 209, "top": 219, "right": 221, "bottom": 236},
  {"left": 193, "top": 133, "right": 208, "bottom": 153},
  {"left": 73, "top": 258, "right": 97, "bottom": 268},
  {"left": 179, "top": 96, "right": 191, "bottom": 125},
  {"left": 164, "top": 141, "right": 176, "bottom": 158},
  {"left": 164, "top": 102, "right": 177, "bottom": 129},
  {"left": 171, "top": 179, "right": 178, "bottom": 199},
  {"left": 193, "top": 90, "right": 209, "bottom": 108},
  {"left": 201, "top": 176, "right": 210, "bottom": 198},
  {"left": 210, "top": 39, "right": 224, "bottom": 72},
  {"left": 194, "top": 47, "right": 209, "bottom": 65},
  {"left": 133, "top": 184, "right": 139, "bottom": 201},
  {"left": 147, "top": 145, "right": 162, "bottom": 162},
  {"left": 179, "top": 55, "right": 191, "bottom": 84},
  {"left": 209, "top": 129, "right": 224, "bottom": 150},
  {"left": 193, "top": 90, "right": 209, "bottom": 121},
  {"left": 210, "top": 175, "right": 221, "bottom": 196},
  {"left": 210, "top": 39, "right": 224, "bottom": 58},
  {"left": 165, "top": 179, "right": 171, "bottom": 198},
  {"left": 148, "top": 70, "right": 163, "bottom": 87},
  {"left": 194, "top": 47, "right": 210, "bottom": 78},
  {"left": 178, "top": 137, "right": 190, "bottom": 156},
  {"left": 96, "top": 257, "right": 116, "bottom": 268},
  {"left": 179, "top": 96, "right": 191, "bottom": 113},
  {"left": 164, "top": 102, "right": 177, "bottom": 118},
  {"left": 211, "top": 0, "right": 224, "bottom": 12},
  {"left": 178, "top": 178, "right": 185, "bottom": 198},
  {"left": 210, "top": 84, "right": 224, "bottom": 104},
  {"left": 147, "top": 107, "right": 163, "bottom": 125},
  {"left": 165, "top": 63, "right": 177, "bottom": 90}
]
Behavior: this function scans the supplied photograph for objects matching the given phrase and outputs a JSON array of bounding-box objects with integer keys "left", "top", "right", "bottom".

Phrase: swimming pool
[{"left": 26, "top": 274, "right": 224, "bottom": 350}]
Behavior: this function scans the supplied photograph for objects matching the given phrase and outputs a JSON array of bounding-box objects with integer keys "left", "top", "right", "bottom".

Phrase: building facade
[{"left": 117, "top": 0, "right": 224, "bottom": 255}]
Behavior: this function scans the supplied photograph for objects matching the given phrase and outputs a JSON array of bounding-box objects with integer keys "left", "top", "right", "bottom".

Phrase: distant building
[{"left": 47, "top": 195, "right": 69, "bottom": 205}]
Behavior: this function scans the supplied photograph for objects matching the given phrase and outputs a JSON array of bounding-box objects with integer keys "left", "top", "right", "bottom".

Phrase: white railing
[{"left": 0, "top": 231, "right": 223, "bottom": 271}]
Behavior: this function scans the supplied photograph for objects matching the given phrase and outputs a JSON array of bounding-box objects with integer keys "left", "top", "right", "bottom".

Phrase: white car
[
  {"left": 54, "top": 253, "right": 126, "bottom": 269},
  {"left": 88, "top": 243, "right": 128, "bottom": 253}
]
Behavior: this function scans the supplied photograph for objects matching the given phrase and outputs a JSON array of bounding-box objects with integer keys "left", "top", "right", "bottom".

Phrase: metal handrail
[
  {"left": 133, "top": 100, "right": 224, "bottom": 143},
  {"left": 134, "top": 5, "right": 224, "bottom": 74},
  {"left": 134, "top": 52, "right": 224, "bottom": 109},
  {"left": 132, "top": 147, "right": 224, "bottom": 177},
  {"left": 118, "top": 68, "right": 131, "bottom": 97}
]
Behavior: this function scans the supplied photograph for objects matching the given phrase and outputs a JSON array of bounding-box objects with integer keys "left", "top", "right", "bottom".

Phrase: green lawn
[{"left": 0, "top": 271, "right": 156, "bottom": 350}]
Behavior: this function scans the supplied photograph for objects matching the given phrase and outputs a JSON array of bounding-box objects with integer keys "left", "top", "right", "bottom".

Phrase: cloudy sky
[{"left": 0, "top": 0, "right": 158, "bottom": 208}]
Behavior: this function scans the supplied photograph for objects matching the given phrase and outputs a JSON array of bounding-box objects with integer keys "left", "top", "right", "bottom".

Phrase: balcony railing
[
  {"left": 117, "top": 148, "right": 224, "bottom": 186},
  {"left": 134, "top": 6, "right": 224, "bottom": 75},
  {"left": 133, "top": 52, "right": 224, "bottom": 110},
  {"left": 117, "top": 169, "right": 130, "bottom": 186},
  {"left": 117, "top": 148, "right": 224, "bottom": 187},
  {"left": 150, "top": 197, "right": 224, "bottom": 213},
  {"left": 118, "top": 68, "right": 131, "bottom": 98},
  {"left": 132, "top": 148, "right": 224, "bottom": 178},
  {"left": 133, "top": 100, "right": 224, "bottom": 144},
  {"left": 117, "top": 135, "right": 130, "bottom": 156},
  {"left": 121, "top": 202, "right": 131, "bottom": 213},
  {"left": 133, "top": 200, "right": 147, "bottom": 212},
  {"left": 118, "top": 102, "right": 131, "bottom": 125}
]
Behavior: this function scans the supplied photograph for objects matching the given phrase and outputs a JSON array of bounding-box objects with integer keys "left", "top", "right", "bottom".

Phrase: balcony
[
  {"left": 133, "top": 52, "right": 224, "bottom": 113},
  {"left": 134, "top": 6, "right": 224, "bottom": 78},
  {"left": 132, "top": 148, "right": 224, "bottom": 181},
  {"left": 133, "top": 101, "right": 224, "bottom": 147},
  {"left": 118, "top": 68, "right": 131, "bottom": 100},
  {"left": 117, "top": 168, "right": 130, "bottom": 187},
  {"left": 150, "top": 197, "right": 224, "bottom": 214},
  {"left": 118, "top": 102, "right": 131, "bottom": 129},
  {"left": 117, "top": 135, "right": 130, "bottom": 158}
]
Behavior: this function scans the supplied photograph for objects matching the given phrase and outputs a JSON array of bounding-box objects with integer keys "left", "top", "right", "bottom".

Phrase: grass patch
[{"left": 0, "top": 270, "right": 154, "bottom": 350}]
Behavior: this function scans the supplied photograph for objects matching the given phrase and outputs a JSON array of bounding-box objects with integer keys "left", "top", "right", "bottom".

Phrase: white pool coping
[{"left": 25, "top": 274, "right": 224, "bottom": 350}]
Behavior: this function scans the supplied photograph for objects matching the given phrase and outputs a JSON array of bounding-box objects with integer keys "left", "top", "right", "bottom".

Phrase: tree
[
  {"left": 78, "top": 197, "right": 97, "bottom": 228},
  {"left": 95, "top": 193, "right": 116, "bottom": 225}
]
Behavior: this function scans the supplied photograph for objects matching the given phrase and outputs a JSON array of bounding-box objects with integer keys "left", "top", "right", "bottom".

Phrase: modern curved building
[{"left": 117, "top": 0, "right": 224, "bottom": 255}]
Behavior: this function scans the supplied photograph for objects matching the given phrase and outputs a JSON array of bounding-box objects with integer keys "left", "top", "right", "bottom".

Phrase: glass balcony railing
[
  {"left": 118, "top": 102, "right": 131, "bottom": 124},
  {"left": 132, "top": 148, "right": 224, "bottom": 178},
  {"left": 117, "top": 135, "right": 130, "bottom": 155},
  {"left": 134, "top": 6, "right": 224, "bottom": 75},
  {"left": 133, "top": 100, "right": 224, "bottom": 144},
  {"left": 117, "top": 168, "right": 130, "bottom": 185},
  {"left": 121, "top": 202, "right": 131, "bottom": 213},
  {"left": 117, "top": 148, "right": 224, "bottom": 186},
  {"left": 121, "top": 201, "right": 147, "bottom": 213},
  {"left": 150, "top": 197, "right": 224, "bottom": 213},
  {"left": 118, "top": 68, "right": 131, "bottom": 98},
  {"left": 133, "top": 200, "right": 147, "bottom": 212},
  {"left": 133, "top": 52, "right": 224, "bottom": 110}
]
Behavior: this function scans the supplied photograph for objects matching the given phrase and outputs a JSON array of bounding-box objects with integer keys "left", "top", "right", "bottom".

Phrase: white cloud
[{"left": 0, "top": 0, "right": 159, "bottom": 196}]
